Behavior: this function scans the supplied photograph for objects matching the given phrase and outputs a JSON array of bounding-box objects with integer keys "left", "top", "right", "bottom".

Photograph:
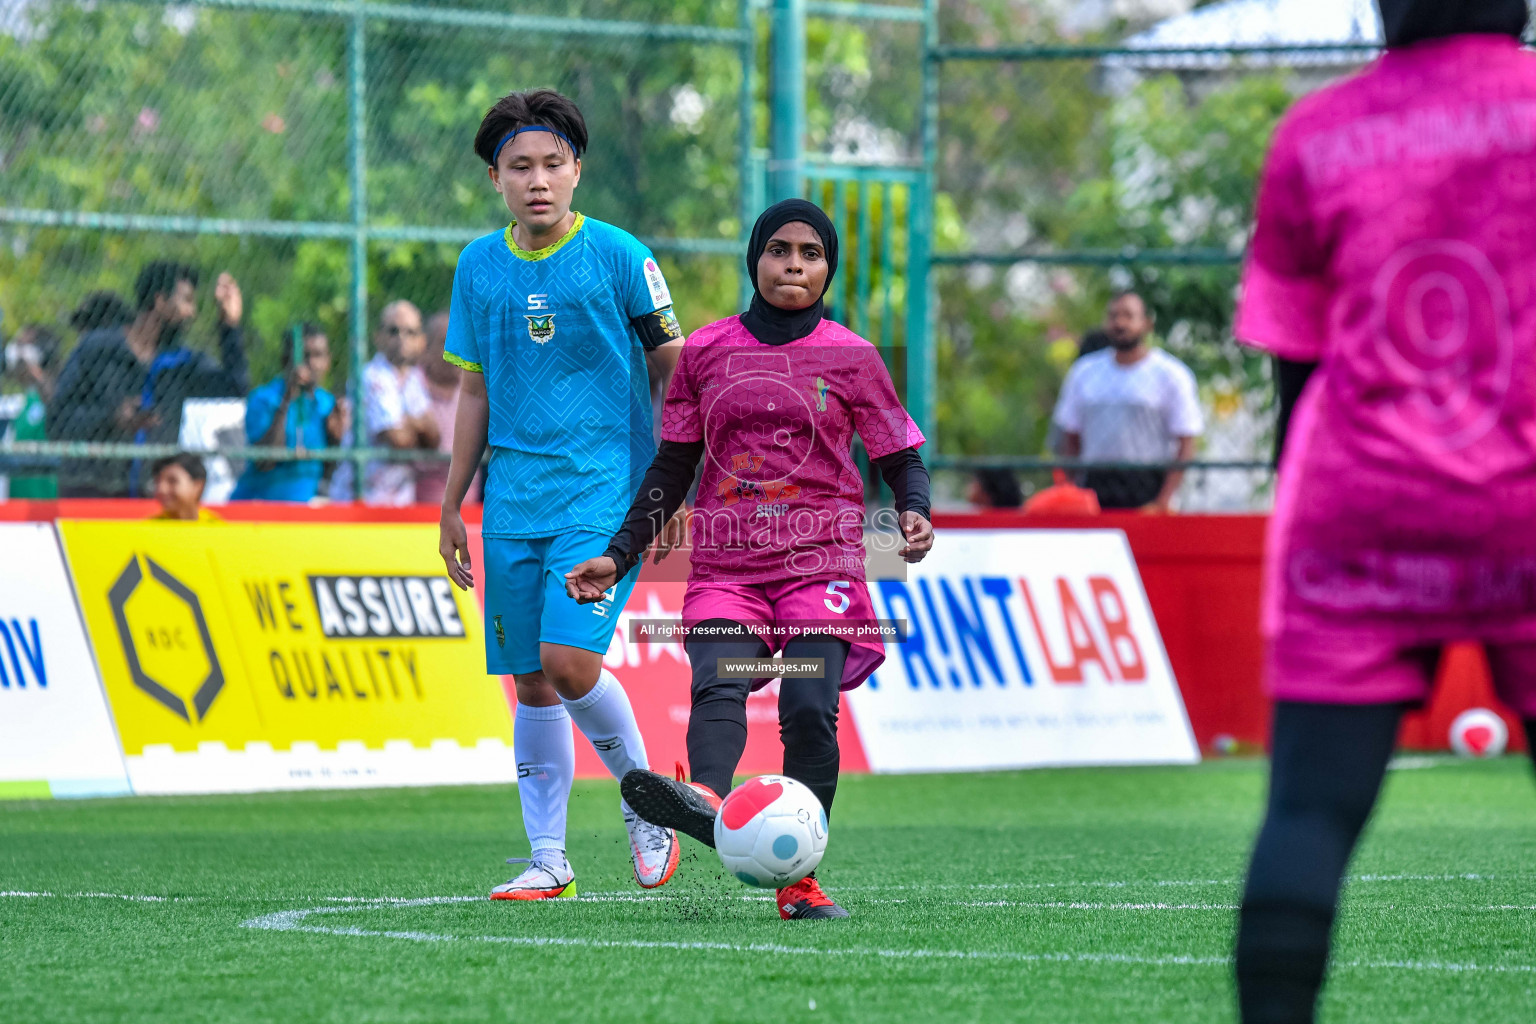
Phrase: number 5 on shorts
[{"left": 824, "top": 580, "right": 851, "bottom": 615}]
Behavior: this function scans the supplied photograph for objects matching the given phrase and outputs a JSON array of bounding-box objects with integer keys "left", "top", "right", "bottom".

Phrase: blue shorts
[{"left": 482, "top": 531, "right": 641, "bottom": 676}]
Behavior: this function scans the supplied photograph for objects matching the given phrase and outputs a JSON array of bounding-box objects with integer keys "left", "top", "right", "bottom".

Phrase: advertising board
[
  {"left": 848, "top": 530, "right": 1199, "bottom": 772},
  {"left": 60, "top": 521, "right": 516, "bottom": 794},
  {"left": 0, "top": 523, "right": 130, "bottom": 798}
]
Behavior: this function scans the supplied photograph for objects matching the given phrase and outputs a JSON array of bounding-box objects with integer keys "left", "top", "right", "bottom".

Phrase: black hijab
[
  {"left": 740, "top": 198, "right": 840, "bottom": 346},
  {"left": 1377, "top": 0, "right": 1527, "bottom": 47}
]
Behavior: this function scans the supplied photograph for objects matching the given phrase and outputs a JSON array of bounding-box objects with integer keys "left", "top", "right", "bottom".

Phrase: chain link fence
[
  {"left": 7, "top": 0, "right": 1521, "bottom": 511},
  {"left": 1, "top": 0, "right": 754, "bottom": 499},
  {"left": 924, "top": 0, "right": 1404, "bottom": 511}
]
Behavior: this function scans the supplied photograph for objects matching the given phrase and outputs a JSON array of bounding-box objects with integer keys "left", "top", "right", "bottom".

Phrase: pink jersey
[
  {"left": 661, "top": 315, "right": 925, "bottom": 584},
  {"left": 1237, "top": 34, "right": 1536, "bottom": 644}
]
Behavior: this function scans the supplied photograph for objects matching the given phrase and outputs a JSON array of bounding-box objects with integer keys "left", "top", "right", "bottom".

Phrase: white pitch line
[
  {"left": 840, "top": 873, "right": 1503, "bottom": 894},
  {"left": 963, "top": 901, "right": 1240, "bottom": 911},
  {"left": 240, "top": 902, "right": 1231, "bottom": 968},
  {"left": 237, "top": 901, "right": 1536, "bottom": 974},
  {"left": 0, "top": 890, "right": 180, "bottom": 902},
  {"left": 835, "top": 879, "right": 1235, "bottom": 893}
]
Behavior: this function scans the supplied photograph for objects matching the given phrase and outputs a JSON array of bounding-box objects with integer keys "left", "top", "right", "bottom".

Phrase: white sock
[
  {"left": 561, "top": 669, "right": 649, "bottom": 813},
  {"left": 513, "top": 702, "right": 574, "bottom": 857}
]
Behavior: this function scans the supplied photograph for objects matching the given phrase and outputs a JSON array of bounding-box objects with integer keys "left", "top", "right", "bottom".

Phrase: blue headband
[{"left": 491, "top": 126, "right": 577, "bottom": 167}]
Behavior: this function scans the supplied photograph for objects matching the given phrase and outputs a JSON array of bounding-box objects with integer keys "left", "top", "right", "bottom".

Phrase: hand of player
[
  {"left": 214, "top": 272, "right": 242, "bottom": 326},
  {"left": 1140, "top": 498, "right": 1172, "bottom": 515},
  {"left": 565, "top": 556, "right": 620, "bottom": 604},
  {"left": 439, "top": 506, "right": 474, "bottom": 590},
  {"left": 898, "top": 511, "right": 933, "bottom": 563},
  {"left": 651, "top": 505, "right": 689, "bottom": 564}
]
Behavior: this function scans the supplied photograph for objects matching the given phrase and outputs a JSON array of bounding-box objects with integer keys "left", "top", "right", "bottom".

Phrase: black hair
[
  {"left": 1108, "top": 289, "right": 1152, "bottom": 318},
  {"left": 474, "top": 89, "right": 588, "bottom": 166},
  {"left": 1377, "top": 0, "right": 1527, "bottom": 47},
  {"left": 1079, "top": 328, "right": 1111, "bottom": 359},
  {"left": 149, "top": 451, "right": 207, "bottom": 484},
  {"left": 135, "top": 261, "right": 200, "bottom": 312},
  {"left": 14, "top": 324, "right": 63, "bottom": 368},
  {"left": 974, "top": 468, "right": 1024, "bottom": 509},
  {"left": 280, "top": 321, "right": 328, "bottom": 369},
  {"left": 70, "top": 291, "right": 136, "bottom": 332}
]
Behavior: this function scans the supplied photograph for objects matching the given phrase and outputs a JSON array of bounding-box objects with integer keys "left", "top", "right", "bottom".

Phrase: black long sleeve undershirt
[
  {"left": 873, "top": 446, "right": 931, "bottom": 523},
  {"left": 603, "top": 439, "right": 704, "bottom": 574},
  {"left": 601, "top": 442, "right": 932, "bottom": 575},
  {"left": 1274, "top": 357, "right": 1318, "bottom": 466}
]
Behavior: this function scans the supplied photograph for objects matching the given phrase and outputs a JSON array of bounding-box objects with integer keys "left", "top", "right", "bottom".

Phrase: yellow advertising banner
[{"left": 60, "top": 521, "right": 514, "bottom": 793}]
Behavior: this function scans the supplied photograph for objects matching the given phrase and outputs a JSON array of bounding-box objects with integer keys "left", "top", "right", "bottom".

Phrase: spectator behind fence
[
  {"left": 70, "top": 290, "right": 136, "bottom": 334},
  {"left": 49, "top": 262, "right": 248, "bottom": 497},
  {"left": 361, "top": 300, "right": 439, "bottom": 506},
  {"left": 1078, "top": 327, "right": 1111, "bottom": 360},
  {"left": 966, "top": 468, "right": 1024, "bottom": 510},
  {"left": 149, "top": 452, "right": 222, "bottom": 523},
  {"left": 2, "top": 324, "right": 63, "bottom": 499},
  {"left": 230, "top": 323, "right": 349, "bottom": 502},
  {"left": 1052, "top": 291, "right": 1203, "bottom": 512},
  {"left": 414, "top": 310, "right": 472, "bottom": 506}
]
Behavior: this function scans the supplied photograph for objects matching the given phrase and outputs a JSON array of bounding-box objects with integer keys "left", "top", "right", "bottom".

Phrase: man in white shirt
[
  {"left": 362, "top": 300, "right": 439, "bottom": 506},
  {"left": 1052, "top": 291, "right": 1204, "bottom": 511}
]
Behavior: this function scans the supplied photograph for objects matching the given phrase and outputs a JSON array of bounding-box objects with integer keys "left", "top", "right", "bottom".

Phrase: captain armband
[{"left": 632, "top": 306, "right": 683, "bottom": 351}]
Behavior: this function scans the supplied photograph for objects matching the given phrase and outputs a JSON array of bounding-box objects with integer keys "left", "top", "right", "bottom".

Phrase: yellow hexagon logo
[{"left": 108, "top": 555, "right": 224, "bottom": 723}]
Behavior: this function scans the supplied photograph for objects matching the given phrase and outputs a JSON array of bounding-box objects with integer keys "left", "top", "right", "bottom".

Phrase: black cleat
[
  {"left": 621, "top": 768, "right": 722, "bottom": 849},
  {"left": 777, "top": 874, "right": 850, "bottom": 919}
]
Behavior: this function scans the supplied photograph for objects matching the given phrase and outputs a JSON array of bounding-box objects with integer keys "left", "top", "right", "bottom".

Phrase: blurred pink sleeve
[{"left": 1235, "top": 117, "right": 1331, "bottom": 362}]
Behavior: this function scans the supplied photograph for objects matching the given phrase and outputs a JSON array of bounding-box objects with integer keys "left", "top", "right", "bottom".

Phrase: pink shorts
[
  {"left": 1267, "top": 628, "right": 1536, "bottom": 717},
  {"left": 680, "top": 577, "right": 887, "bottom": 691}
]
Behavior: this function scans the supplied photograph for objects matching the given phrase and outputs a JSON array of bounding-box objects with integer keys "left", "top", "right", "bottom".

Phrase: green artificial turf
[{"left": 2, "top": 758, "right": 1534, "bottom": 1023}]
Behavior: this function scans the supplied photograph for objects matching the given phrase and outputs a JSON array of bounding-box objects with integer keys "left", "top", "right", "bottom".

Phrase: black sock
[
  {"left": 778, "top": 634, "right": 847, "bottom": 818},
  {"left": 1525, "top": 720, "right": 1536, "bottom": 774},
  {"left": 683, "top": 619, "right": 766, "bottom": 800},
  {"left": 1236, "top": 701, "right": 1404, "bottom": 1024}
]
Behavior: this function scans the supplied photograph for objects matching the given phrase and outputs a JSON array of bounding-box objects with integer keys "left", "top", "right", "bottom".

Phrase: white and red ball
[
  {"left": 1449, "top": 707, "right": 1509, "bottom": 758},
  {"left": 714, "top": 775, "right": 828, "bottom": 888}
]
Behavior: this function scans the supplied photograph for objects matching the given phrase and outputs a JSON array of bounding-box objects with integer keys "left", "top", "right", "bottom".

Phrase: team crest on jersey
[
  {"left": 659, "top": 307, "right": 683, "bottom": 341},
  {"left": 525, "top": 313, "right": 556, "bottom": 344},
  {"left": 813, "top": 376, "right": 829, "bottom": 412}
]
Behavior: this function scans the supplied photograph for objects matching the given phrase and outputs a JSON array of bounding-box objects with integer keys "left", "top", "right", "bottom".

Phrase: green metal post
[
  {"left": 739, "top": 0, "right": 758, "bottom": 310},
  {"left": 906, "top": 0, "right": 938, "bottom": 441},
  {"left": 830, "top": 178, "right": 846, "bottom": 320},
  {"left": 769, "top": 0, "right": 805, "bottom": 203},
  {"left": 854, "top": 177, "right": 872, "bottom": 338},
  {"left": 878, "top": 183, "right": 895, "bottom": 353},
  {"left": 348, "top": 2, "right": 369, "bottom": 498}
]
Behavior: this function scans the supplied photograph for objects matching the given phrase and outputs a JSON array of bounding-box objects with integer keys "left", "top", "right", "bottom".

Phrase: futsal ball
[
  {"left": 714, "top": 775, "right": 828, "bottom": 888},
  {"left": 1449, "top": 708, "right": 1509, "bottom": 758}
]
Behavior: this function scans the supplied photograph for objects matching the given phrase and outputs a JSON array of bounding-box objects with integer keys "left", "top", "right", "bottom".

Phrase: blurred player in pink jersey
[
  {"left": 1234, "top": 2, "right": 1536, "bottom": 1020},
  {"left": 565, "top": 199, "right": 933, "bottom": 919}
]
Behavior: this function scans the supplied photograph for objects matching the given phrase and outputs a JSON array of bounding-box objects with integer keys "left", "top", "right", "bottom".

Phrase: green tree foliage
[
  {"left": 933, "top": 46, "right": 1293, "bottom": 454},
  {"left": 3, "top": 0, "right": 1298, "bottom": 462},
  {"left": 1, "top": 0, "right": 749, "bottom": 389},
  {"left": 1057, "top": 73, "right": 1293, "bottom": 395}
]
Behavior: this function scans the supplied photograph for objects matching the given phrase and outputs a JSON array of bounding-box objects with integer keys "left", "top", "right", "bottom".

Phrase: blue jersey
[
  {"left": 230, "top": 376, "right": 337, "bottom": 502},
  {"left": 444, "top": 214, "right": 675, "bottom": 539}
]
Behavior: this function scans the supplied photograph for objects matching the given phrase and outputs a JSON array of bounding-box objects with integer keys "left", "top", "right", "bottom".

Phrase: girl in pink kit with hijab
[
  {"left": 1235, "top": 2, "right": 1536, "bottom": 1020},
  {"left": 566, "top": 199, "right": 933, "bottom": 920}
]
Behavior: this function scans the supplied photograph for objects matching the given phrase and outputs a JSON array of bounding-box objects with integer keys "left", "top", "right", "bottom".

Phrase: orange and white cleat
[
  {"left": 490, "top": 854, "right": 576, "bottom": 901},
  {"left": 777, "top": 874, "right": 849, "bottom": 920},
  {"left": 620, "top": 763, "right": 723, "bottom": 849},
  {"left": 624, "top": 809, "right": 680, "bottom": 889}
]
